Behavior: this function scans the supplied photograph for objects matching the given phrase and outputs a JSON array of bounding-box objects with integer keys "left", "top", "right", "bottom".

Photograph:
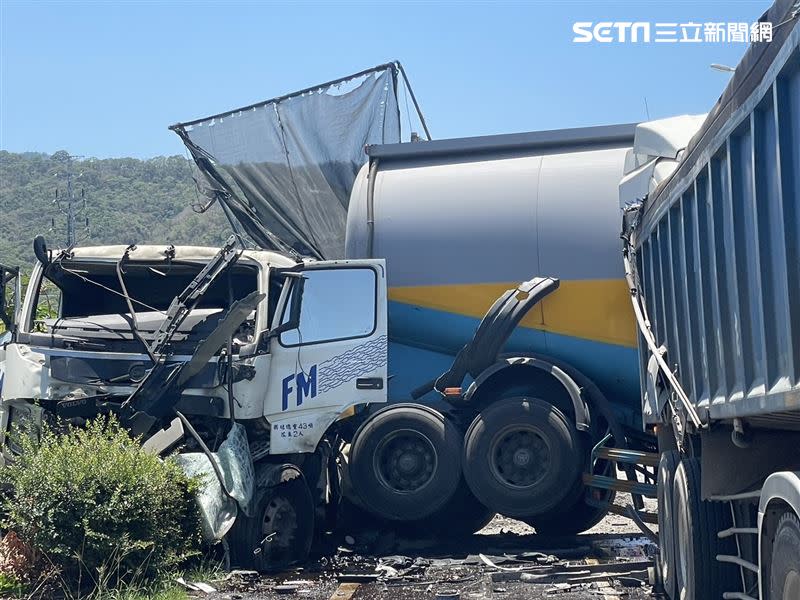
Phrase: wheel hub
[
  {"left": 397, "top": 450, "right": 421, "bottom": 474},
  {"left": 375, "top": 429, "right": 438, "bottom": 493},
  {"left": 261, "top": 495, "right": 297, "bottom": 554},
  {"left": 513, "top": 448, "right": 532, "bottom": 467},
  {"left": 491, "top": 427, "right": 551, "bottom": 488}
]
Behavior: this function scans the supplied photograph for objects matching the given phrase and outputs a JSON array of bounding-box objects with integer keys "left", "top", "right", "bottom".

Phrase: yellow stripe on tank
[{"left": 388, "top": 279, "right": 637, "bottom": 348}]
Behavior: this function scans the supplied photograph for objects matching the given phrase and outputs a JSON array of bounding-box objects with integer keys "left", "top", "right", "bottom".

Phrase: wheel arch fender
[
  {"left": 350, "top": 401, "right": 449, "bottom": 439},
  {"left": 255, "top": 462, "right": 307, "bottom": 489},
  {"left": 758, "top": 470, "right": 800, "bottom": 597},
  {"left": 463, "top": 356, "right": 590, "bottom": 433},
  {"left": 759, "top": 471, "right": 800, "bottom": 519}
]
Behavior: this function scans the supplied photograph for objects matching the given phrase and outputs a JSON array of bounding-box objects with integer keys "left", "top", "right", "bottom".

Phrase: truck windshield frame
[{"left": 19, "top": 257, "right": 263, "bottom": 341}]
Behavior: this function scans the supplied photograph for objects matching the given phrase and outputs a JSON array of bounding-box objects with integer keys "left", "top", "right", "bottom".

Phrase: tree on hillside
[{"left": 0, "top": 151, "right": 231, "bottom": 269}]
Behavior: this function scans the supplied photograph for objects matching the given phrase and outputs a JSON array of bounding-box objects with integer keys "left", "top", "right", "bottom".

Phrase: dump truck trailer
[{"left": 622, "top": 2, "right": 800, "bottom": 598}]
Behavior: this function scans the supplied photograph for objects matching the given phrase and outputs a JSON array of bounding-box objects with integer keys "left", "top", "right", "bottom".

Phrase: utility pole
[{"left": 52, "top": 152, "right": 89, "bottom": 247}]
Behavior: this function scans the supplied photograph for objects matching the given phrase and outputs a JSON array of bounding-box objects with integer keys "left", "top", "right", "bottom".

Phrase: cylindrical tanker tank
[{"left": 346, "top": 124, "right": 641, "bottom": 425}]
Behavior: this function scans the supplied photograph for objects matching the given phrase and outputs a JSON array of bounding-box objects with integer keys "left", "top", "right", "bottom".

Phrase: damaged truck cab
[{"left": 0, "top": 240, "right": 388, "bottom": 569}]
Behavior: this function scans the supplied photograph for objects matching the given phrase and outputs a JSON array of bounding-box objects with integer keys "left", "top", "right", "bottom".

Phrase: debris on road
[
  {"left": 206, "top": 514, "right": 656, "bottom": 600},
  {"left": 175, "top": 576, "right": 218, "bottom": 594}
]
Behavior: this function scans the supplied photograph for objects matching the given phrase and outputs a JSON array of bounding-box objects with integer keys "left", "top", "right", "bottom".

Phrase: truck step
[
  {"left": 595, "top": 447, "right": 659, "bottom": 467},
  {"left": 717, "top": 526, "right": 758, "bottom": 539},
  {"left": 582, "top": 473, "right": 657, "bottom": 497},
  {"left": 716, "top": 554, "right": 759, "bottom": 573}
]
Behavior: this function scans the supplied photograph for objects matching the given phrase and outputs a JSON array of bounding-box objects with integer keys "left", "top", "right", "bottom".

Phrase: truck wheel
[
  {"left": 657, "top": 450, "right": 680, "bottom": 598},
  {"left": 524, "top": 489, "right": 613, "bottom": 535},
  {"left": 672, "top": 457, "right": 737, "bottom": 600},
  {"left": 349, "top": 404, "right": 462, "bottom": 521},
  {"left": 229, "top": 475, "right": 315, "bottom": 572},
  {"left": 409, "top": 479, "right": 496, "bottom": 536},
  {"left": 463, "top": 397, "right": 582, "bottom": 518},
  {"left": 769, "top": 512, "right": 800, "bottom": 600}
]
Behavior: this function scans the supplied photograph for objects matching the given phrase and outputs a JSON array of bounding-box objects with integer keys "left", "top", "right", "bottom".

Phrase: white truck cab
[{"left": 0, "top": 242, "right": 388, "bottom": 569}]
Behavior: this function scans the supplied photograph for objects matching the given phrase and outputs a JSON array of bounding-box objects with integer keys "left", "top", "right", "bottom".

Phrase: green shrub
[
  {"left": 0, "top": 571, "right": 24, "bottom": 595},
  {"left": 0, "top": 416, "right": 202, "bottom": 589}
]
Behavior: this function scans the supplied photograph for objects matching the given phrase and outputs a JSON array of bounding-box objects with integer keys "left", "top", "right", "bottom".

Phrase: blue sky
[{"left": 0, "top": 1, "right": 772, "bottom": 159}]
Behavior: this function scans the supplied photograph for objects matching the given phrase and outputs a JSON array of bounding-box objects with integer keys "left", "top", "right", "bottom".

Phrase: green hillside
[{"left": 0, "top": 150, "right": 232, "bottom": 269}]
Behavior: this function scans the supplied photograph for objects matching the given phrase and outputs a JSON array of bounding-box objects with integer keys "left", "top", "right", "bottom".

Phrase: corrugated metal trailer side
[
  {"left": 633, "top": 15, "right": 799, "bottom": 423},
  {"left": 625, "top": 5, "right": 800, "bottom": 599}
]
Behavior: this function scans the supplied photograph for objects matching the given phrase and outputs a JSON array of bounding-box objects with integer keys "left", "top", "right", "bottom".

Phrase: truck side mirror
[
  {"left": 33, "top": 235, "right": 51, "bottom": 267},
  {"left": 0, "top": 265, "right": 20, "bottom": 334}
]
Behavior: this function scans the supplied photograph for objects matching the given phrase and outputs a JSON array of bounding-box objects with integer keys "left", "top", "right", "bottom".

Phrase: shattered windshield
[
  {"left": 30, "top": 260, "right": 260, "bottom": 348},
  {"left": 50, "top": 262, "right": 257, "bottom": 318}
]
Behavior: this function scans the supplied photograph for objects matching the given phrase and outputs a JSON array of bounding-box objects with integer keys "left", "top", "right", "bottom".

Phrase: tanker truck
[
  {"left": 0, "top": 75, "right": 660, "bottom": 571},
  {"left": 340, "top": 124, "right": 655, "bottom": 530},
  {"left": 166, "top": 73, "right": 663, "bottom": 535},
  {"left": 166, "top": 68, "right": 667, "bottom": 538},
  {"left": 621, "top": 1, "right": 800, "bottom": 598}
]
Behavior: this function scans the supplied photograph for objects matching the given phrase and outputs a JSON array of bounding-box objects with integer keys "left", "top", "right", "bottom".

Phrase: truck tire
[
  {"left": 340, "top": 447, "right": 491, "bottom": 536},
  {"left": 409, "top": 478, "right": 496, "bottom": 536},
  {"left": 229, "top": 475, "right": 315, "bottom": 572},
  {"left": 463, "top": 397, "right": 582, "bottom": 518},
  {"left": 672, "top": 457, "right": 737, "bottom": 600},
  {"left": 524, "top": 489, "right": 613, "bottom": 535},
  {"left": 769, "top": 511, "right": 800, "bottom": 600},
  {"left": 349, "top": 404, "right": 462, "bottom": 521},
  {"left": 657, "top": 450, "right": 680, "bottom": 598}
]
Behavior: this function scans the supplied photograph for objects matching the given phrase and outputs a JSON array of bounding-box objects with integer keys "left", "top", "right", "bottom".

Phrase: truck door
[{"left": 265, "top": 260, "right": 388, "bottom": 453}]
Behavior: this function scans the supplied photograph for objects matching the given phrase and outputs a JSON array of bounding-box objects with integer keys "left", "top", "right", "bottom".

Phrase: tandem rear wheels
[
  {"left": 346, "top": 398, "right": 598, "bottom": 536},
  {"left": 657, "top": 455, "right": 738, "bottom": 600}
]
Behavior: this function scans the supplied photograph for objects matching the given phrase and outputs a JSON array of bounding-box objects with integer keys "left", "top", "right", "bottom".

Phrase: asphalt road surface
[{"left": 185, "top": 500, "right": 660, "bottom": 600}]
